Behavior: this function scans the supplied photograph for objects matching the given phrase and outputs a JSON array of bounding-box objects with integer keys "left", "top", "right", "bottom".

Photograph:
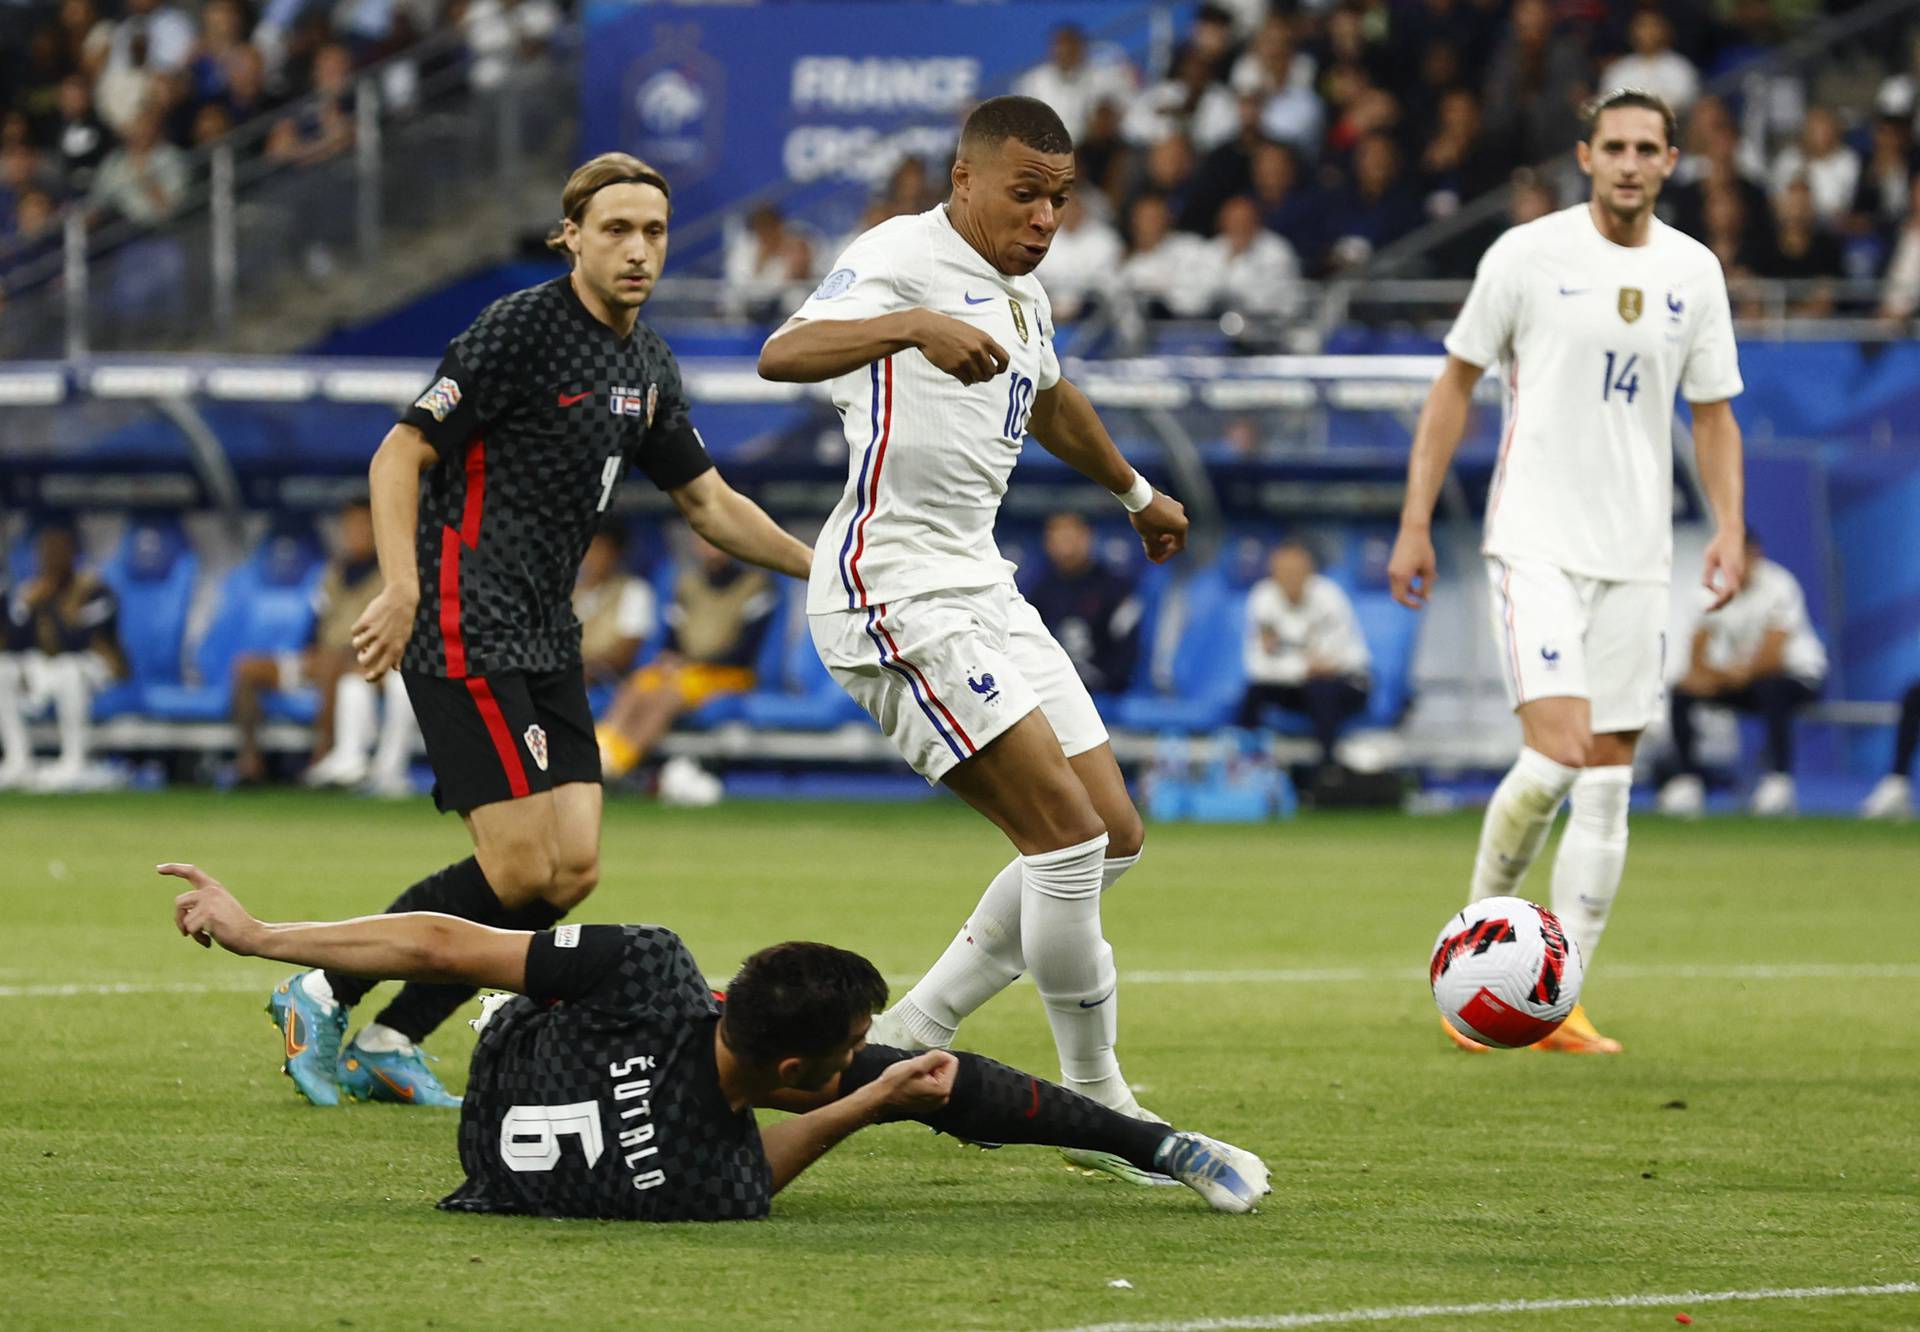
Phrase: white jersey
[
  {"left": 1700, "top": 557, "right": 1828, "bottom": 683},
  {"left": 1445, "top": 204, "right": 1743, "bottom": 585},
  {"left": 791, "top": 206, "right": 1062, "bottom": 614},
  {"left": 1243, "top": 574, "right": 1371, "bottom": 685}
]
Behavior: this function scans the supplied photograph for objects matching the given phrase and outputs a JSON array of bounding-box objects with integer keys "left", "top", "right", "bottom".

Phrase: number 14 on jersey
[{"left": 1602, "top": 351, "right": 1641, "bottom": 404}]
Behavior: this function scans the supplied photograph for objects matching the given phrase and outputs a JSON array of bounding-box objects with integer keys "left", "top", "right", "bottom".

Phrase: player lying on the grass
[{"left": 161, "top": 863, "right": 1270, "bottom": 1221}]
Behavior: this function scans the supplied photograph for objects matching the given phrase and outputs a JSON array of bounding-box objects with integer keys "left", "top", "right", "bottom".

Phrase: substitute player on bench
[
  {"left": 1388, "top": 89, "right": 1747, "bottom": 1054},
  {"left": 267, "top": 153, "right": 813, "bottom": 1107}
]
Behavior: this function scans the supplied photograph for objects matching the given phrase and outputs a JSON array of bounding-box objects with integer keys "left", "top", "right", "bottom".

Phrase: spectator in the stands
[
  {"left": 1174, "top": 2, "right": 1241, "bottom": 86},
  {"left": 1846, "top": 105, "right": 1918, "bottom": 252},
  {"left": 883, "top": 155, "right": 938, "bottom": 217},
  {"left": 1667, "top": 97, "right": 1772, "bottom": 250},
  {"left": 0, "top": 519, "right": 127, "bottom": 792},
  {"left": 1418, "top": 87, "right": 1503, "bottom": 220},
  {"left": 52, "top": 74, "right": 110, "bottom": 189},
  {"left": 573, "top": 523, "right": 655, "bottom": 687},
  {"left": 1125, "top": 48, "right": 1239, "bottom": 153},
  {"left": 1187, "top": 93, "right": 1264, "bottom": 238},
  {"left": 1599, "top": 10, "right": 1699, "bottom": 114},
  {"left": 1237, "top": 539, "right": 1371, "bottom": 777},
  {"left": 93, "top": 26, "right": 157, "bottom": 134},
  {"left": 1322, "top": 132, "right": 1423, "bottom": 273},
  {"left": 1116, "top": 191, "right": 1212, "bottom": 319},
  {"left": 87, "top": 102, "right": 186, "bottom": 225},
  {"left": 187, "top": 0, "right": 248, "bottom": 106},
  {"left": 265, "top": 41, "right": 354, "bottom": 165},
  {"left": 56, "top": 0, "right": 114, "bottom": 80},
  {"left": 1074, "top": 99, "right": 1132, "bottom": 210},
  {"left": 1877, "top": 176, "right": 1920, "bottom": 322},
  {"left": 1660, "top": 530, "right": 1827, "bottom": 818},
  {"left": 594, "top": 531, "right": 776, "bottom": 795},
  {"left": 1013, "top": 22, "right": 1134, "bottom": 142},
  {"left": 1201, "top": 194, "right": 1301, "bottom": 318},
  {"left": 1026, "top": 512, "right": 1141, "bottom": 697},
  {"left": 228, "top": 501, "right": 381, "bottom": 787},
  {"left": 1248, "top": 139, "right": 1321, "bottom": 263},
  {"left": 1230, "top": 15, "right": 1321, "bottom": 158},
  {"left": 1322, "top": 82, "right": 1400, "bottom": 176},
  {"left": 1132, "top": 131, "right": 1208, "bottom": 235},
  {"left": 106, "top": 0, "right": 195, "bottom": 75},
  {"left": 12, "top": 28, "right": 69, "bottom": 144},
  {"left": 1859, "top": 667, "right": 1920, "bottom": 820},
  {"left": 460, "top": 0, "right": 562, "bottom": 95},
  {"left": 0, "top": 146, "right": 56, "bottom": 232},
  {"left": 1771, "top": 106, "right": 1859, "bottom": 228},
  {"left": 723, "top": 203, "right": 813, "bottom": 323},
  {"left": 1036, "top": 192, "right": 1122, "bottom": 323},
  {"left": 1759, "top": 177, "right": 1841, "bottom": 314},
  {"left": 1702, "top": 180, "right": 1768, "bottom": 284},
  {"left": 218, "top": 43, "right": 278, "bottom": 127},
  {"left": 1483, "top": 0, "right": 1587, "bottom": 167}
]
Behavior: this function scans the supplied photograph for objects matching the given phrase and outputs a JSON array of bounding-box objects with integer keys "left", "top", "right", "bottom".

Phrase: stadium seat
[
  {"left": 93, "top": 521, "right": 200, "bottom": 720},
  {"left": 139, "top": 533, "right": 322, "bottom": 722},
  {"left": 1114, "top": 567, "right": 1248, "bottom": 731},
  {"left": 1353, "top": 592, "right": 1420, "bottom": 727},
  {"left": 740, "top": 589, "right": 867, "bottom": 731},
  {"left": 679, "top": 578, "right": 790, "bottom": 730}
]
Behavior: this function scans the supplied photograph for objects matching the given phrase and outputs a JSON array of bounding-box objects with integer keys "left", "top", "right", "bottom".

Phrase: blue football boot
[
  {"left": 265, "top": 972, "right": 348, "bottom": 1106},
  {"left": 337, "top": 1038, "right": 462, "bottom": 1107}
]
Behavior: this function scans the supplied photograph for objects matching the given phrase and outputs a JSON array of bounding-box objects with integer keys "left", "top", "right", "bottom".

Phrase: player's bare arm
[
  {"left": 160, "top": 862, "right": 531, "bottom": 991},
  {"left": 758, "top": 310, "right": 1010, "bottom": 387},
  {"left": 1028, "top": 378, "right": 1188, "bottom": 563},
  {"left": 1389, "top": 354, "right": 1485, "bottom": 609},
  {"left": 758, "top": 1050, "right": 956, "bottom": 1193},
  {"left": 1690, "top": 398, "right": 1746, "bottom": 610},
  {"left": 351, "top": 422, "right": 439, "bottom": 680},
  {"left": 668, "top": 468, "right": 812, "bottom": 579}
]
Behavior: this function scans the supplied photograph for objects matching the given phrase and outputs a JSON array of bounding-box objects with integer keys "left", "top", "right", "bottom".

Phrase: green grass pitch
[{"left": 1, "top": 791, "right": 1915, "bottom": 1330}]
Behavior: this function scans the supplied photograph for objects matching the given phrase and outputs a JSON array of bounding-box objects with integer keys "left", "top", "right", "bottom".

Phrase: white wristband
[{"left": 1114, "top": 472, "right": 1153, "bottom": 513}]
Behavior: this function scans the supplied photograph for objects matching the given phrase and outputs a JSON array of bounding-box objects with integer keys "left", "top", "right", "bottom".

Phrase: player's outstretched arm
[
  {"left": 159, "top": 862, "right": 530, "bottom": 992},
  {"left": 667, "top": 469, "right": 812, "bottom": 579},
  {"left": 757, "top": 1050, "right": 956, "bottom": 1194},
  {"left": 351, "top": 423, "right": 439, "bottom": 681},
  {"left": 1389, "top": 354, "right": 1484, "bottom": 610},
  {"left": 1029, "top": 379, "right": 1189, "bottom": 563},
  {"left": 758, "top": 312, "right": 1009, "bottom": 386},
  {"left": 1690, "top": 398, "right": 1746, "bottom": 611}
]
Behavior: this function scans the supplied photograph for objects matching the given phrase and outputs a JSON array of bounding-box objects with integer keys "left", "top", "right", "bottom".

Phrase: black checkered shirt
[
  {"left": 398, "top": 277, "right": 714, "bottom": 677},
  {"left": 440, "top": 926, "right": 772, "bottom": 1222}
]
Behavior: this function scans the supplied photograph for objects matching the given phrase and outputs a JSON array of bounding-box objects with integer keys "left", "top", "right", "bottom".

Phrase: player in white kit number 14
[
  {"left": 1390, "top": 89, "right": 1748, "bottom": 1054},
  {"left": 759, "top": 97, "right": 1191, "bottom": 1184}
]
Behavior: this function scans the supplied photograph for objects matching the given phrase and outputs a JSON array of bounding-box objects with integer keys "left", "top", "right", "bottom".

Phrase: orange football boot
[
  {"left": 1441, "top": 1014, "right": 1492, "bottom": 1052},
  {"left": 1531, "top": 1003, "right": 1624, "bottom": 1054}
]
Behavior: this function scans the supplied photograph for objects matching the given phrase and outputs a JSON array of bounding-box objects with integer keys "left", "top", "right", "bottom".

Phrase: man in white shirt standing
[
  {"left": 758, "top": 97, "right": 1190, "bottom": 1184},
  {"left": 1659, "top": 531, "right": 1827, "bottom": 817},
  {"left": 1388, "top": 89, "right": 1748, "bottom": 1055},
  {"left": 1237, "top": 540, "right": 1370, "bottom": 773}
]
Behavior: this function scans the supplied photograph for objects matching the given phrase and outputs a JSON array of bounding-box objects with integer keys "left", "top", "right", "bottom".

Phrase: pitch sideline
[{"left": 1050, "top": 1281, "right": 1920, "bottom": 1332}]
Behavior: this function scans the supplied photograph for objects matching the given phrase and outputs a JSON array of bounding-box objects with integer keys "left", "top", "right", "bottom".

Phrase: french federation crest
[
  {"left": 1009, "top": 300, "right": 1029, "bottom": 343},
  {"left": 523, "top": 723, "right": 549, "bottom": 772},
  {"left": 1617, "top": 287, "right": 1644, "bottom": 323}
]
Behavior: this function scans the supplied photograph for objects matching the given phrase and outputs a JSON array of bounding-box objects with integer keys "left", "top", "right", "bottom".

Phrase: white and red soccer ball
[{"left": 1429, "top": 896, "right": 1584, "bottom": 1048}]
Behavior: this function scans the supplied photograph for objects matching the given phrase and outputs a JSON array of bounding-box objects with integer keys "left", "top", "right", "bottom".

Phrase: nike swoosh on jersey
[
  {"left": 557, "top": 390, "right": 593, "bottom": 407},
  {"left": 962, "top": 293, "right": 993, "bottom": 304}
]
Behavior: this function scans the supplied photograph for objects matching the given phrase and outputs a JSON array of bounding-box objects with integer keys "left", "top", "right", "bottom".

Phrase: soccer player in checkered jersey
[
  {"left": 167, "top": 862, "right": 1271, "bottom": 1217},
  {"left": 264, "top": 153, "right": 813, "bottom": 1107},
  {"left": 1388, "top": 89, "right": 1748, "bottom": 1054},
  {"left": 759, "top": 96, "right": 1191, "bottom": 1183}
]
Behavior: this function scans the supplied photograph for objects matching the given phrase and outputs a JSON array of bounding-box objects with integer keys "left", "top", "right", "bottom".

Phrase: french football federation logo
[{"left": 968, "top": 672, "right": 1000, "bottom": 703}]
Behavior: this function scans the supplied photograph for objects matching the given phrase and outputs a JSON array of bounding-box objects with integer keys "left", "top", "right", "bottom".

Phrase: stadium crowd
[
  {"left": 0, "top": 0, "right": 562, "bottom": 278},
  {"left": 723, "top": 2, "right": 1920, "bottom": 326}
]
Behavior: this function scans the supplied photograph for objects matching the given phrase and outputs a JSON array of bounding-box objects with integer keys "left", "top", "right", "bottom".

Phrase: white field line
[
  {"left": 1050, "top": 1281, "right": 1920, "bottom": 1332},
  {"left": 2, "top": 962, "right": 1918, "bottom": 1001}
]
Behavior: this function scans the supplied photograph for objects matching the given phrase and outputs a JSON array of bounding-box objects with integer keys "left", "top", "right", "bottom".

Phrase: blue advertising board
[{"left": 580, "top": 2, "right": 1179, "bottom": 252}]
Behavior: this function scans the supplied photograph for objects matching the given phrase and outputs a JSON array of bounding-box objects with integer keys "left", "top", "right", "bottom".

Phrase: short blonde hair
[{"left": 546, "top": 153, "right": 672, "bottom": 260}]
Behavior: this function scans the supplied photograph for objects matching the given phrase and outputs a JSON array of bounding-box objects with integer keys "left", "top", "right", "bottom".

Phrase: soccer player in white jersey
[
  {"left": 1388, "top": 89, "right": 1748, "bottom": 1054},
  {"left": 758, "top": 96, "right": 1190, "bottom": 1182}
]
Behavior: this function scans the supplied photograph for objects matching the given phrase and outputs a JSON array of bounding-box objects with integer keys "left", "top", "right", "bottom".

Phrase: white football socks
[
  {"left": 1471, "top": 746, "right": 1580, "bottom": 902},
  {"left": 887, "top": 842, "right": 1146, "bottom": 1047},
  {"left": 1550, "top": 765, "right": 1632, "bottom": 966},
  {"left": 331, "top": 674, "right": 378, "bottom": 764},
  {"left": 1020, "top": 832, "right": 1125, "bottom": 1098},
  {"left": 352, "top": 1022, "right": 415, "bottom": 1055},
  {"left": 298, "top": 969, "right": 338, "bottom": 1011},
  {"left": 370, "top": 671, "right": 416, "bottom": 783}
]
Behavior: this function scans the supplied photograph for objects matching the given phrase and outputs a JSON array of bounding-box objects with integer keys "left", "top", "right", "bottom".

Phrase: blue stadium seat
[
  {"left": 1114, "top": 567, "right": 1248, "bottom": 731},
  {"left": 94, "top": 521, "right": 199, "bottom": 720},
  {"left": 740, "top": 588, "right": 868, "bottom": 730},
  {"left": 680, "top": 577, "right": 790, "bottom": 729},
  {"left": 1353, "top": 592, "right": 1420, "bottom": 727},
  {"left": 140, "top": 534, "right": 322, "bottom": 722}
]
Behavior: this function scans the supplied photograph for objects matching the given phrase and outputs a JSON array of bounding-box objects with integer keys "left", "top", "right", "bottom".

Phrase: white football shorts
[
  {"left": 1484, "top": 556, "right": 1669, "bottom": 734},
  {"left": 809, "top": 583, "right": 1109, "bottom": 784}
]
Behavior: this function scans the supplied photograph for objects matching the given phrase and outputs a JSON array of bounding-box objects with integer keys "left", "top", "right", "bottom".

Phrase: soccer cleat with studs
[
  {"left": 1154, "top": 1132, "right": 1272, "bottom": 1213},
  {"left": 1530, "top": 1002, "right": 1623, "bottom": 1054},
  {"left": 337, "top": 1040, "right": 462, "bottom": 1107},
  {"left": 1063, "top": 1103, "right": 1181, "bottom": 1187},
  {"left": 266, "top": 972, "right": 348, "bottom": 1106}
]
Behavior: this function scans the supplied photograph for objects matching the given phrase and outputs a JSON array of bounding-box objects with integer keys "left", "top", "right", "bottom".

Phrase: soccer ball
[{"left": 1429, "top": 896, "right": 1584, "bottom": 1048}]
